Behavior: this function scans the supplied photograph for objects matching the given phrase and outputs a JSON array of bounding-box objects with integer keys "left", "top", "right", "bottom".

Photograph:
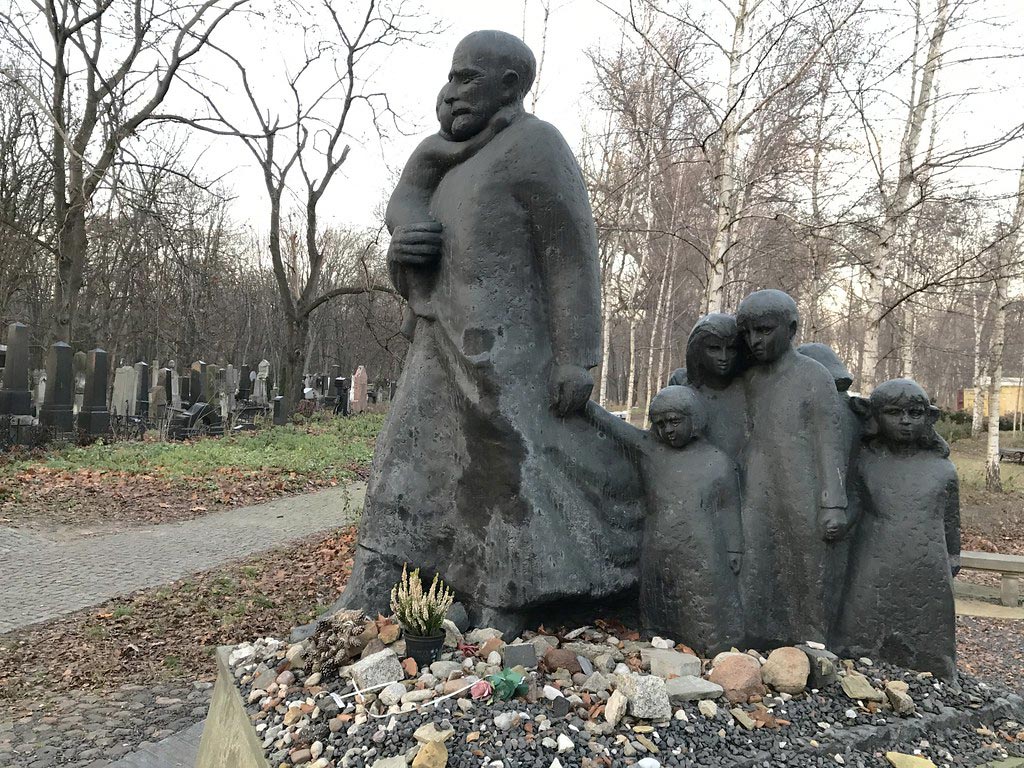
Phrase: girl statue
[
  {"left": 684, "top": 313, "right": 748, "bottom": 461},
  {"left": 586, "top": 386, "right": 744, "bottom": 655},
  {"left": 836, "top": 379, "right": 960, "bottom": 679}
]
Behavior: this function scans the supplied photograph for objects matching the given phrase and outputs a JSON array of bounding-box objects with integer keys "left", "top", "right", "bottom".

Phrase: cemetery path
[{"left": 0, "top": 481, "right": 365, "bottom": 634}]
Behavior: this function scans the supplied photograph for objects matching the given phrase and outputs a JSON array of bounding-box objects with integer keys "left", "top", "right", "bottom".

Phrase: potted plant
[{"left": 390, "top": 564, "right": 454, "bottom": 667}]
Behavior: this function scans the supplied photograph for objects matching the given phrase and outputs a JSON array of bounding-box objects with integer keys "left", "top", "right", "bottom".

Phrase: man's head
[
  {"left": 648, "top": 385, "right": 706, "bottom": 449},
  {"left": 438, "top": 31, "right": 535, "bottom": 140},
  {"left": 736, "top": 289, "right": 799, "bottom": 364}
]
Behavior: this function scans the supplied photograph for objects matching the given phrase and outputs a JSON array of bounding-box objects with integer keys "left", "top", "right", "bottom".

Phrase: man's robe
[{"left": 335, "top": 115, "right": 643, "bottom": 630}]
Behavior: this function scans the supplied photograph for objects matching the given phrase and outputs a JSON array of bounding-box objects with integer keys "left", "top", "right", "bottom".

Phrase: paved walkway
[
  {"left": 105, "top": 721, "right": 205, "bottom": 768},
  {"left": 0, "top": 482, "right": 364, "bottom": 633}
]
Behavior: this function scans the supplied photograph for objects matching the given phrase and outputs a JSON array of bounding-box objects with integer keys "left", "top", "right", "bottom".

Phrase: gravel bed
[{"left": 229, "top": 629, "right": 1024, "bottom": 768}]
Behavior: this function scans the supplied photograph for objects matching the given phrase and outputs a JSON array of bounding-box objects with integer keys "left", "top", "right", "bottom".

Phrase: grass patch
[
  {"left": 950, "top": 435, "right": 1024, "bottom": 493},
  {"left": 0, "top": 413, "right": 382, "bottom": 482}
]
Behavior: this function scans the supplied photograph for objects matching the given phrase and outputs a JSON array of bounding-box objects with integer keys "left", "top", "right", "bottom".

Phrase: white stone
[
  {"left": 651, "top": 637, "right": 675, "bottom": 649},
  {"left": 542, "top": 737, "right": 558, "bottom": 750},
  {"left": 543, "top": 685, "right": 564, "bottom": 701},
  {"left": 487, "top": 651, "right": 503, "bottom": 666},
  {"left": 698, "top": 700, "right": 719, "bottom": 719},
  {"left": 641, "top": 648, "right": 701, "bottom": 679},
  {"left": 379, "top": 682, "right": 406, "bottom": 707},
  {"left": 494, "top": 711, "right": 520, "bottom": 730},
  {"left": 556, "top": 733, "right": 575, "bottom": 753},
  {"left": 605, "top": 689, "right": 628, "bottom": 727},
  {"left": 637, "top": 759, "right": 662, "bottom": 768},
  {"left": 347, "top": 649, "right": 404, "bottom": 690}
]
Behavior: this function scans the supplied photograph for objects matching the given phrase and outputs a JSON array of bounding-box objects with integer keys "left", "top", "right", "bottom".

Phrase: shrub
[{"left": 390, "top": 565, "right": 454, "bottom": 638}]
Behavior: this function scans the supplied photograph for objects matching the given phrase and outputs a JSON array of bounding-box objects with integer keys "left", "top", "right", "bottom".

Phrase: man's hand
[
  {"left": 389, "top": 221, "right": 443, "bottom": 267},
  {"left": 949, "top": 553, "right": 961, "bottom": 577},
  {"left": 728, "top": 553, "right": 742, "bottom": 575},
  {"left": 550, "top": 364, "right": 594, "bottom": 416},
  {"left": 821, "top": 507, "right": 847, "bottom": 541}
]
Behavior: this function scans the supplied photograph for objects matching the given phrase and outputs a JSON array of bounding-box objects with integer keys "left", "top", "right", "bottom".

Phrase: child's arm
[
  {"left": 584, "top": 399, "right": 646, "bottom": 453},
  {"left": 717, "top": 459, "right": 744, "bottom": 574}
]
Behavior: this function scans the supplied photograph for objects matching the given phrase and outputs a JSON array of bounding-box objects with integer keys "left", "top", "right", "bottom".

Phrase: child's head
[
  {"left": 736, "top": 290, "right": 799, "bottom": 364},
  {"left": 797, "top": 342, "right": 853, "bottom": 392},
  {"left": 864, "top": 378, "right": 947, "bottom": 456},
  {"left": 686, "top": 313, "right": 743, "bottom": 387},
  {"left": 648, "top": 385, "right": 706, "bottom": 448}
]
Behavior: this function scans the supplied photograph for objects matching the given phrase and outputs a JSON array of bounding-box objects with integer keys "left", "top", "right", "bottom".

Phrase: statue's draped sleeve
[
  {"left": 514, "top": 121, "right": 602, "bottom": 370},
  {"left": 809, "top": 367, "right": 849, "bottom": 512},
  {"left": 944, "top": 465, "right": 961, "bottom": 558},
  {"left": 718, "top": 458, "right": 744, "bottom": 555}
]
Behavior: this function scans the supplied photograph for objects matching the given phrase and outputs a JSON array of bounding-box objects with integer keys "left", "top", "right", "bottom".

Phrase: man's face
[
  {"left": 743, "top": 317, "right": 793, "bottom": 363},
  {"left": 702, "top": 337, "right": 738, "bottom": 377},
  {"left": 439, "top": 45, "right": 514, "bottom": 140},
  {"left": 877, "top": 402, "right": 929, "bottom": 445},
  {"left": 652, "top": 410, "right": 693, "bottom": 449}
]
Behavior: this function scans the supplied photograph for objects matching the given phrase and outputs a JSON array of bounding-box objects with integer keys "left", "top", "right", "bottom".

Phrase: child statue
[
  {"left": 685, "top": 313, "right": 748, "bottom": 461},
  {"left": 836, "top": 379, "right": 959, "bottom": 679},
  {"left": 586, "top": 387, "right": 744, "bottom": 655},
  {"left": 735, "top": 290, "right": 848, "bottom": 648}
]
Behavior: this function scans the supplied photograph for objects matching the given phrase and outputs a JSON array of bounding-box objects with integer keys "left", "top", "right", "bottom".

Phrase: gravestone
[
  {"left": 39, "top": 342, "right": 74, "bottom": 432},
  {"left": 190, "top": 361, "right": 207, "bottom": 404},
  {"left": 272, "top": 395, "right": 286, "bottom": 425},
  {"left": 110, "top": 365, "right": 138, "bottom": 416},
  {"left": 134, "top": 361, "right": 150, "bottom": 419},
  {"left": 238, "top": 364, "right": 251, "bottom": 401},
  {"left": 180, "top": 377, "right": 191, "bottom": 404},
  {"left": 351, "top": 365, "right": 367, "bottom": 413},
  {"left": 333, "top": 377, "right": 349, "bottom": 416},
  {"left": 166, "top": 364, "right": 181, "bottom": 409},
  {"left": 73, "top": 350, "right": 87, "bottom": 413},
  {"left": 32, "top": 369, "right": 46, "bottom": 414},
  {"left": 224, "top": 364, "right": 238, "bottom": 416},
  {"left": 205, "top": 364, "right": 221, "bottom": 409},
  {"left": 78, "top": 349, "right": 110, "bottom": 435},
  {"left": 150, "top": 382, "right": 168, "bottom": 420},
  {"left": 0, "top": 322, "right": 32, "bottom": 416},
  {"left": 254, "top": 360, "right": 270, "bottom": 405}
]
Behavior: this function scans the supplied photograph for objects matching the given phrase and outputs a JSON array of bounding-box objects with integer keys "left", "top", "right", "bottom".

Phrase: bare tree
[
  {"left": 0, "top": 0, "right": 247, "bottom": 344},
  {"left": 171, "top": 0, "right": 432, "bottom": 413}
]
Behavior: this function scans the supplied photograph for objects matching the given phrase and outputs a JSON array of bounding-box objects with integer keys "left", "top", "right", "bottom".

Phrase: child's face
[
  {"left": 876, "top": 401, "right": 929, "bottom": 445},
  {"left": 702, "top": 335, "right": 739, "bottom": 377},
  {"left": 652, "top": 409, "right": 693, "bottom": 449},
  {"left": 743, "top": 316, "right": 793, "bottom": 363}
]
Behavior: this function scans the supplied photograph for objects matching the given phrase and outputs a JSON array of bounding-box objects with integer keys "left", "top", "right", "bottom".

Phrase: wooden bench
[
  {"left": 999, "top": 447, "right": 1024, "bottom": 464},
  {"left": 959, "top": 551, "right": 1024, "bottom": 607}
]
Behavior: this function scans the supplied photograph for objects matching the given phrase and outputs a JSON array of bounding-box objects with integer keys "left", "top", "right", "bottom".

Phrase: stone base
[
  {"left": 39, "top": 405, "right": 75, "bottom": 432},
  {"left": 195, "top": 647, "right": 271, "bottom": 768}
]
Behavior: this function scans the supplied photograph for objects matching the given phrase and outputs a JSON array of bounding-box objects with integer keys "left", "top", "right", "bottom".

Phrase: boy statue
[{"left": 736, "top": 289, "right": 848, "bottom": 647}]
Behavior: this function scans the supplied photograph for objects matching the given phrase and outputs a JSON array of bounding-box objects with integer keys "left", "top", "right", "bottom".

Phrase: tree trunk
[
  {"left": 598, "top": 302, "right": 613, "bottom": 407},
  {"left": 971, "top": 289, "right": 988, "bottom": 436},
  {"left": 985, "top": 274, "right": 1006, "bottom": 492},
  {"left": 53, "top": 202, "right": 89, "bottom": 344},
  {"left": 625, "top": 317, "right": 638, "bottom": 418}
]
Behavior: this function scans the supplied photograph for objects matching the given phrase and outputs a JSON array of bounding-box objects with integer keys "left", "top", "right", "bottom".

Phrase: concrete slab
[
  {"left": 195, "top": 647, "right": 270, "bottom": 768},
  {"left": 956, "top": 598, "right": 1024, "bottom": 620}
]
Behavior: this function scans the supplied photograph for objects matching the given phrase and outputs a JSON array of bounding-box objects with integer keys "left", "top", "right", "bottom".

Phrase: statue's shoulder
[{"left": 508, "top": 115, "right": 574, "bottom": 157}]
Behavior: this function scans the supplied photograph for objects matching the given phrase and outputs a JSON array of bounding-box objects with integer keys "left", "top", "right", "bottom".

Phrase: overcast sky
[{"left": 173, "top": 0, "right": 1024, "bottom": 236}]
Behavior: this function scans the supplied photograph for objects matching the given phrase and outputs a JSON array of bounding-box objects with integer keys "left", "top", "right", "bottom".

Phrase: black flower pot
[{"left": 404, "top": 631, "right": 444, "bottom": 668}]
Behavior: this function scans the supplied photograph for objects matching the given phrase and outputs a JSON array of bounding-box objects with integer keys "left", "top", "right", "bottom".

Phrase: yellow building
[{"left": 960, "top": 378, "right": 1024, "bottom": 415}]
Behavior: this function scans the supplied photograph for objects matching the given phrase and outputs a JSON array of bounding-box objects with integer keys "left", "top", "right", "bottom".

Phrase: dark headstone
[
  {"left": 39, "top": 342, "right": 74, "bottom": 432},
  {"left": 134, "top": 361, "right": 150, "bottom": 419},
  {"left": 272, "top": 395, "right": 286, "bottom": 425},
  {"left": 189, "top": 361, "right": 206, "bottom": 405},
  {"left": 238, "top": 365, "right": 251, "bottom": 400},
  {"left": 180, "top": 377, "right": 191, "bottom": 404},
  {"left": 0, "top": 322, "right": 32, "bottom": 416},
  {"left": 78, "top": 349, "right": 110, "bottom": 435}
]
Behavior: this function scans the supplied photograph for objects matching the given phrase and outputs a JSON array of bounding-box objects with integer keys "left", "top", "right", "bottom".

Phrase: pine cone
[{"left": 309, "top": 610, "right": 372, "bottom": 679}]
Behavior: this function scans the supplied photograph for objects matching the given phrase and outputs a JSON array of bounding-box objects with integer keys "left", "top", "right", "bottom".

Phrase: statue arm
[
  {"left": 809, "top": 372, "right": 849, "bottom": 537},
  {"left": 584, "top": 400, "right": 646, "bottom": 453},
  {"left": 516, "top": 123, "right": 602, "bottom": 370},
  {"left": 719, "top": 460, "right": 744, "bottom": 555},
  {"left": 944, "top": 466, "right": 962, "bottom": 575}
]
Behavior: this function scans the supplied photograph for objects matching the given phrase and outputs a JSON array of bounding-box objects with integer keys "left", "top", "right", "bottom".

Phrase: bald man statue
[{"left": 329, "top": 31, "right": 642, "bottom": 635}]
